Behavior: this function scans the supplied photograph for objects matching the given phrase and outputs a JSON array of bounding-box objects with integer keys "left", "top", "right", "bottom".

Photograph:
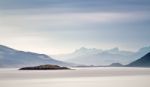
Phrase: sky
[{"left": 0, "top": 0, "right": 150, "bottom": 55}]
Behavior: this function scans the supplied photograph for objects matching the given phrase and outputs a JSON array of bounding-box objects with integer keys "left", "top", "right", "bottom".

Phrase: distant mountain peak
[
  {"left": 76, "top": 47, "right": 88, "bottom": 51},
  {"left": 106, "top": 47, "right": 120, "bottom": 54},
  {"left": 74, "top": 47, "right": 102, "bottom": 55},
  {"left": 109, "top": 47, "right": 119, "bottom": 52},
  {"left": 138, "top": 46, "right": 150, "bottom": 53}
]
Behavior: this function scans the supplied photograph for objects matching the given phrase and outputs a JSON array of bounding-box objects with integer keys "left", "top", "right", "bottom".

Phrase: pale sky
[{"left": 0, "top": 0, "right": 150, "bottom": 55}]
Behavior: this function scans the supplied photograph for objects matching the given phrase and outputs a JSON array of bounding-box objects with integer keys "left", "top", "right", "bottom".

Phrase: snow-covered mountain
[
  {"left": 53, "top": 46, "right": 150, "bottom": 66},
  {"left": 0, "top": 45, "right": 71, "bottom": 68},
  {"left": 52, "top": 47, "right": 102, "bottom": 61}
]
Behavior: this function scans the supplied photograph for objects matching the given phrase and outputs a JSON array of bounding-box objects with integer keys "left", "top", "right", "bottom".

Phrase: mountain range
[
  {"left": 0, "top": 44, "right": 150, "bottom": 68},
  {"left": 0, "top": 45, "right": 71, "bottom": 68},
  {"left": 53, "top": 46, "right": 150, "bottom": 66}
]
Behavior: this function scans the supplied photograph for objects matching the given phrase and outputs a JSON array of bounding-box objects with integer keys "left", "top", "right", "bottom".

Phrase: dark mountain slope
[{"left": 127, "top": 52, "right": 150, "bottom": 67}]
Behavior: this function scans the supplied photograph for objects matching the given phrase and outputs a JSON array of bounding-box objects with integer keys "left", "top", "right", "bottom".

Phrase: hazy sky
[{"left": 0, "top": 0, "right": 150, "bottom": 54}]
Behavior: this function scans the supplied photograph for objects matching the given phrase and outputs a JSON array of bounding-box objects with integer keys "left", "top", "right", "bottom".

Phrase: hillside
[
  {"left": 127, "top": 52, "right": 150, "bottom": 67},
  {"left": 0, "top": 45, "right": 70, "bottom": 68}
]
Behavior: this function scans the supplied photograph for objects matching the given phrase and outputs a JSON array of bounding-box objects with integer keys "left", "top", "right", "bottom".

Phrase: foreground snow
[{"left": 0, "top": 67, "right": 150, "bottom": 87}]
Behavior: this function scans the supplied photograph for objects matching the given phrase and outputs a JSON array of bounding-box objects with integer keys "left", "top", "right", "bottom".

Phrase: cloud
[
  {"left": 0, "top": 0, "right": 150, "bottom": 12},
  {"left": 1, "top": 12, "right": 149, "bottom": 27},
  {"left": 0, "top": 0, "right": 150, "bottom": 54}
]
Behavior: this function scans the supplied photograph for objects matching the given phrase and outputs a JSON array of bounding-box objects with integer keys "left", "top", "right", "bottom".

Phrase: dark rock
[{"left": 19, "top": 64, "right": 70, "bottom": 70}]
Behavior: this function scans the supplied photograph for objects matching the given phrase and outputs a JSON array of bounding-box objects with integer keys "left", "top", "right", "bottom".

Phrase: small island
[{"left": 19, "top": 64, "right": 70, "bottom": 70}]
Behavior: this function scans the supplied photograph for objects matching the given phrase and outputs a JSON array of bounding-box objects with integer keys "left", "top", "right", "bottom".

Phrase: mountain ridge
[
  {"left": 0, "top": 45, "right": 71, "bottom": 68},
  {"left": 53, "top": 46, "right": 150, "bottom": 65}
]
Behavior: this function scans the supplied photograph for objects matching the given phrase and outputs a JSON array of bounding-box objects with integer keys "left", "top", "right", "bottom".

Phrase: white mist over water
[{"left": 0, "top": 67, "right": 150, "bottom": 87}]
